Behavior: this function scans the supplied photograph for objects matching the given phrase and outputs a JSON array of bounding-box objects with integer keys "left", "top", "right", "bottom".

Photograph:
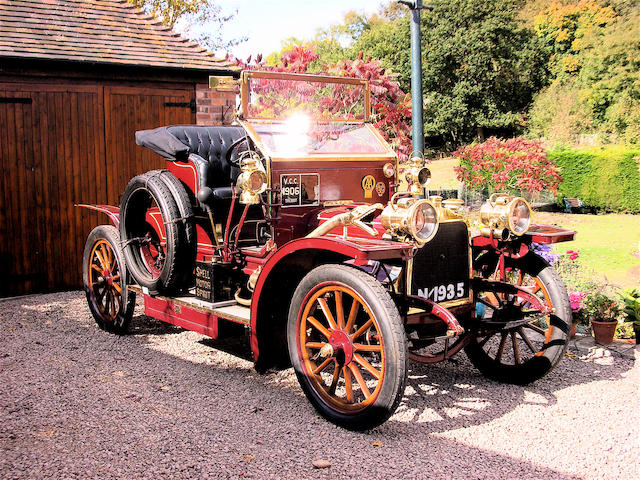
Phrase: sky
[{"left": 215, "top": 0, "right": 386, "bottom": 60}]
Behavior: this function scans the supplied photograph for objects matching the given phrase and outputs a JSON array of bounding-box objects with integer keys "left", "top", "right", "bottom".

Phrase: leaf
[
  {"left": 312, "top": 459, "right": 331, "bottom": 469},
  {"left": 372, "top": 440, "right": 383, "bottom": 447}
]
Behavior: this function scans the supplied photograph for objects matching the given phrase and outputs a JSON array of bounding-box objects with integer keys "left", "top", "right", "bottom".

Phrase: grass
[
  {"left": 427, "top": 157, "right": 460, "bottom": 190},
  {"left": 425, "top": 155, "right": 640, "bottom": 287},
  {"left": 533, "top": 212, "right": 640, "bottom": 288}
]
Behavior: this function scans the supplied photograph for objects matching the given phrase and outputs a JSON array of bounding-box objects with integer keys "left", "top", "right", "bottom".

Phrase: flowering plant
[
  {"left": 454, "top": 137, "right": 562, "bottom": 196},
  {"left": 566, "top": 249, "right": 580, "bottom": 261},
  {"left": 531, "top": 243, "right": 560, "bottom": 264},
  {"left": 581, "top": 292, "right": 621, "bottom": 323}
]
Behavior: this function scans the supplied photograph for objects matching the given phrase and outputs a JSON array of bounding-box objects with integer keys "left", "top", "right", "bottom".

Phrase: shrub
[
  {"left": 549, "top": 145, "right": 640, "bottom": 212},
  {"left": 454, "top": 137, "right": 562, "bottom": 196}
]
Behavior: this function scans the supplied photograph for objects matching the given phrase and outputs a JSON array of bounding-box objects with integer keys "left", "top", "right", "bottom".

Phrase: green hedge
[{"left": 549, "top": 146, "right": 640, "bottom": 213}]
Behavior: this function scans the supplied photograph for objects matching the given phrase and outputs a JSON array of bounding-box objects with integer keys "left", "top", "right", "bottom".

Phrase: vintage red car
[{"left": 79, "top": 70, "right": 575, "bottom": 430}]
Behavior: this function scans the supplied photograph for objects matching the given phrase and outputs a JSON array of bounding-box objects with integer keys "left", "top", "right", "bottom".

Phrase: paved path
[{"left": 1, "top": 292, "right": 638, "bottom": 479}]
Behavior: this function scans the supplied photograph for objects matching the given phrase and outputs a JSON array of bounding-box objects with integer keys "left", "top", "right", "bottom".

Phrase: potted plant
[
  {"left": 620, "top": 289, "right": 640, "bottom": 345},
  {"left": 568, "top": 291, "right": 586, "bottom": 337},
  {"left": 582, "top": 292, "right": 621, "bottom": 345}
]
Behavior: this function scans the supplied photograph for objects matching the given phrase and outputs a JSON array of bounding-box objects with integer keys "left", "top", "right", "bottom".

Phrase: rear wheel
[
  {"left": 465, "top": 253, "right": 571, "bottom": 385},
  {"left": 287, "top": 265, "right": 407, "bottom": 430},
  {"left": 83, "top": 225, "right": 135, "bottom": 333}
]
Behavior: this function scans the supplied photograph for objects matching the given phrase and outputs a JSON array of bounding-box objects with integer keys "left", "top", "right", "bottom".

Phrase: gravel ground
[{"left": 1, "top": 291, "right": 638, "bottom": 480}]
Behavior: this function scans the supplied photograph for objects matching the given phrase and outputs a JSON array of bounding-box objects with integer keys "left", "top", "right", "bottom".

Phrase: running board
[{"left": 128, "top": 285, "right": 251, "bottom": 333}]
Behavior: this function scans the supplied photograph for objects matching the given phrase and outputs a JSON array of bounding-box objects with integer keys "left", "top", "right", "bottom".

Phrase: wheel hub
[{"left": 329, "top": 330, "right": 354, "bottom": 366}]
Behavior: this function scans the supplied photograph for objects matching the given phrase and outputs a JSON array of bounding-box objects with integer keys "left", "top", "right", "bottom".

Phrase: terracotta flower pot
[
  {"left": 570, "top": 322, "right": 577, "bottom": 339},
  {"left": 591, "top": 319, "right": 617, "bottom": 345}
]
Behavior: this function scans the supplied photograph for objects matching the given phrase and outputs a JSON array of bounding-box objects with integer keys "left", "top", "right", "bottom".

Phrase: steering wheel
[{"left": 225, "top": 136, "right": 250, "bottom": 168}]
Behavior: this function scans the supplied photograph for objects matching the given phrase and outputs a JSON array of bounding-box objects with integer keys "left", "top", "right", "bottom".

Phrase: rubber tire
[
  {"left": 465, "top": 253, "right": 572, "bottom": 385},
  {"left": 83, "top": 225, "right": 136, "bottom": 334},
  {"left": 119, "top": 171, "right": 184, "bottom": 295},
  {"left": 287, "top": 264, "right": 408, "bottom": 431},
  {"left": 150, "top": 170, "right": 196, "bottom": 289}
]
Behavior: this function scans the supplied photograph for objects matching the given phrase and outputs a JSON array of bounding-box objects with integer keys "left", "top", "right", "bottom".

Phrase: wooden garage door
[
  {"left": 104, "top": 86, "right": 194, "bottom": 202},
  {"left": 0, "top": 82, "right": 194, "bottom": 296}
]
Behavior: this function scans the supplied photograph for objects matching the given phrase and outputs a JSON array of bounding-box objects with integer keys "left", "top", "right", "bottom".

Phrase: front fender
[{"left": 249, "top": 236, "right": 413, "bottom": 367}]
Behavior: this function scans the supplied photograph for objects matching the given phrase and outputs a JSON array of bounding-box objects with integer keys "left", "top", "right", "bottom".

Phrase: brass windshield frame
[{"left": 240, "top": 70, "right": 371, "bottom": 123}]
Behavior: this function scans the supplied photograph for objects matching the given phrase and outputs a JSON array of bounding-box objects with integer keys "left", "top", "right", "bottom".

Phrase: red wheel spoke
[
  {"left": 496, "top": 332, "right": 508, "bottom": 363},
  {"left": 511, "top": 331, "right": 521, "bottom": 365},
  {"left": 518, "top": 327, "right": 538, "bottom": 354},
  {"left": 524, "top": 323, "right": 546, "bottom": 336},
  {"left": 317, "top": 297, "right": 338, "bottom": 330},
  {"left": 478, "top": 297, "right": 498, "bottom": 311},
  {"left": 109, "top": 292, "right": 117, "bottom": 317},
  {"left": 91, "top": 264, "right": 102, "bottom": 274},
  {"left": 345, "top": 298, "right": 359, "bottom": 334},
  {"left": 353, "top": 354, "right": 380, "bottom": 380},
  {"left": 334, "top": 291, "right": 345, "bottom": 329},
  {"left": 305, "top": 341, "right": 327, "bottom": 349},
  {"left": 307, "top": 316, "right": 331, "bottom": 339},
  {"left": 353, "top": 343, "right": 382, "bottom": 353},
  {"left": 350, "top": 317, "right": 373, "bottom": 341},
  {"left": 313, "top": 357, "right": 333, "bottom": 375},
  {"left": 96, "top": 286, "right": 107, "bottom": 303},
  {"left": 328, "top": 364, "right": 340, "bottom": 395},
  {"left": 94, "top": 250, "right": 107, "bottom": 270},
  {"left": 343, "top": 366, "right": 354, "bottom": 403},
  {"left": 348, "top": 364, "right": 371, "bottom": 399},
  {"left": 478, "top": 332, "right": 496, "bottom": 348},
  {"left": 112, "top": 282, "right": 122, "bottom": 294}
]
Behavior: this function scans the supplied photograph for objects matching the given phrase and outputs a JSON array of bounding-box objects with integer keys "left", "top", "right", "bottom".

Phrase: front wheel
[
  {"left": 287, "top": 265, "right": 408, "bottom": 431},
  {"left": 465, "top": 253, "right": 572, "bottom": 385}
]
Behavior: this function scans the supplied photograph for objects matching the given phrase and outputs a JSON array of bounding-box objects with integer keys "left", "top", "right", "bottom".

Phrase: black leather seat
[{"left": 135, "top": 125, "right": 250, "bottom": 210}]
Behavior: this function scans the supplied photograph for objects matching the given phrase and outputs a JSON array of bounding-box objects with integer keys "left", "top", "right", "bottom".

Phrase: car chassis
[{"left": 79, "top": 6, "right": 575, "bottom": 431}]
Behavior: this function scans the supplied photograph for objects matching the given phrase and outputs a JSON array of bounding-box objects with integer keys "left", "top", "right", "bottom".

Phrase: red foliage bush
[{"left": 454, "top": 137, "right": 562, "bottom": 195}]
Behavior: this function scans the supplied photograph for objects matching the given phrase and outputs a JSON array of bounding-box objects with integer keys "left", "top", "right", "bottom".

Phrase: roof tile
[{"left": 0, "top": 0, "right": 235, "bottom": 70}]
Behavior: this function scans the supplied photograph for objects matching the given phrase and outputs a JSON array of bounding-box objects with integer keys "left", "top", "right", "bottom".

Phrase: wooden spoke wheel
[
  {"left": 465, "top": 253, "right": 571, "bottom": 385},
  {"left": 288, "top": 265, "right": 407, "bottom": 431},
  {"left": 83, "top": 225, "right": 135, "bottom": 333}
]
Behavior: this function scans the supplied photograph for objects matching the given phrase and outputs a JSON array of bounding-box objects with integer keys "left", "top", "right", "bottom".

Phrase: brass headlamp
[
  {"left": 404, "top": 152, "right": 431, "bottom": 195},
  {"left": 236, "top": 151, "right": 268, "bottom": 205},
  {"left": 381, "top": 193, "right": 439, "bottom": 245},
  {"left": 479, "top": 194, "right": 532, "bottom": 237}
]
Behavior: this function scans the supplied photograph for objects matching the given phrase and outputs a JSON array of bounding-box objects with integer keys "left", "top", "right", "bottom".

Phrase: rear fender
[
  {"left": 76, "top": 204, "right": 120, "bottom": 227},
  {"left": 250, "top": 236, "right": 412, "bottom": 369}
]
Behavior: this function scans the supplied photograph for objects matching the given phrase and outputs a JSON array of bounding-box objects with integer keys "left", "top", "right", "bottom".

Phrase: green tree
[
  {"left": 129, "top": 0, "right": 244, "bottom": 51},
  {"left": 419, "top": 0, "right": 548, "bottom": 145},
  {"left": 528, "top": 1, "right": 640, "bottom": 144},
  {"left": 353, "top": 0, "right": 548, "bottom": 146}
]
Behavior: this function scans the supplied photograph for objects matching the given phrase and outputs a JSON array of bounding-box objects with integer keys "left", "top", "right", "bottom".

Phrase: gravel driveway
[{"left": 1, "top": 291, "right": 638, "bottom": 480}]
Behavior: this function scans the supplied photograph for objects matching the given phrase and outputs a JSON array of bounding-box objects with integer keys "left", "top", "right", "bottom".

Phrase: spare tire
[
  {"left": 119, "top": 171, "right": 189, "bottom": 295},
  {"left": 152, "top": 170, "right": 196, "bottom": 289}
]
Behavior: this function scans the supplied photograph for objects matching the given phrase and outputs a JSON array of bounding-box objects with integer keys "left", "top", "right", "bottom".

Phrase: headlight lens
[
  {"left": 410, "top": 200, "right": 438, "bottom": 243},
  {"left": 509, "top": 198, "right": 531, "bottom": 235},
  {"left": 248, "top": 171, "right": 267, "bottom": 193}
]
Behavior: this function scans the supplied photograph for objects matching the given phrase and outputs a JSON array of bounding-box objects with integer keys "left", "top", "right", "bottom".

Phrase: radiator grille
[{"left": 409, "top": 221, "right": 471, "bottom": 304}]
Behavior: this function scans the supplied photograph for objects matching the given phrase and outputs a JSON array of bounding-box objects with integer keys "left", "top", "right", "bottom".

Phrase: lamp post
[{"left": 398, "top": 0, "right": 432, "bottom": 157}]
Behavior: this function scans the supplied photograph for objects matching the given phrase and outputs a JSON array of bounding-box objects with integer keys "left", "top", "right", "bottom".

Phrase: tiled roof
[{"left": 0, "top": 0, "right": 235, "bottom": 70}]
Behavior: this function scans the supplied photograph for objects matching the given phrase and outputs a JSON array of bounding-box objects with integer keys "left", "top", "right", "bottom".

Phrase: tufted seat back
[{"left": 166, "top": 125, "right": 247, "bottom": 188}]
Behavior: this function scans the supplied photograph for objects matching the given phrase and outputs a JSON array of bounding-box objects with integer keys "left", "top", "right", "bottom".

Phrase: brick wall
[{"left": 195, "top": 84, "right": 237, "bottom": 125}]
